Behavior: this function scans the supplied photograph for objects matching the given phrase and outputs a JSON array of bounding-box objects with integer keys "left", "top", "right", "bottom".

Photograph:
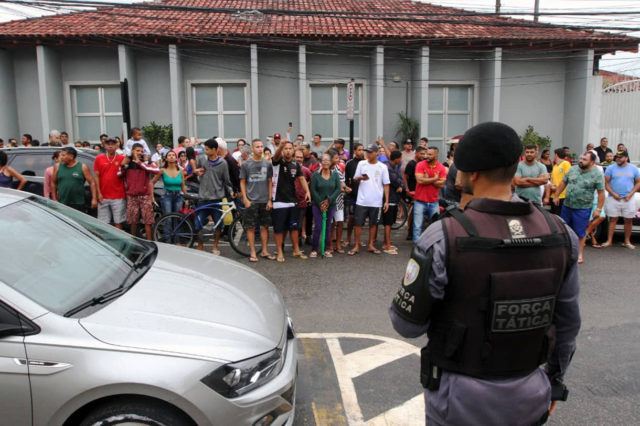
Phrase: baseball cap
[
  {"left": 364, "top": 144, "right": 379, "bottom": 153},
  {"left": 446, "top": 135, "right": 463, "bottom": 145},
  {"left": 273, "top": 133, "right": 281, "bottom": 139},
  {"left": 615, "top": 150, "right": 629, "bottom": 158}
]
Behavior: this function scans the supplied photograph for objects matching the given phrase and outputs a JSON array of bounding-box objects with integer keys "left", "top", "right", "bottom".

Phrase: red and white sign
[{"left": 346, "top": 81, "right": 355, "bottom": 121}]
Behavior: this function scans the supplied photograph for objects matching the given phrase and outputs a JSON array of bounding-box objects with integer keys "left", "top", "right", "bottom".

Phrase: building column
[
  {"left": 118, "top": 45, "right": 139, "bottom": 131},
  {"left": 250, "top": 44, "right": 259, "bottom": 140},
  {"left": 36, "top": 46, "right": 63, "bottom": 141},
  {"left": 418, "top": 47, "right": 430, "bottom": 140},
  {"left": 0, "top": 50, "right": 18, "bottom": 140},
  {"left": 563, "top": 49, "right": 594, "bottom": 152},
  {"left": 375, "top": 46, "right": 384, "bottom": 138},
  {"left": 583, "top": 49, "right": 595, "bottom": 145},
  {"left": 492, "top": 48, "right": 502, "bottom": 121},
  {"left": 298, "top": 45, "right": 307, "bottom": 139},
  {"left": 169, "top": 44, "right": 184, "bottom": 146}
]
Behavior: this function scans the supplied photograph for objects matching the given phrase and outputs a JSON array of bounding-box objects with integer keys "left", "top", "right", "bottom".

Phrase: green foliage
[
  {"left": 395, "top": 112, "right": 420, "bottom": 144},
  {"left": 142, "top": 122, "right": 173, "bottom": 147},
  {"left": 520, "top": 125, "right": 551, "bottom": 152}
]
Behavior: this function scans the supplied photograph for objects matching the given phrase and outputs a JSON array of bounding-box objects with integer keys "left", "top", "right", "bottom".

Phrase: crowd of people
[{"left": 2, "top": 128, "right": 639, "bottom": 264}]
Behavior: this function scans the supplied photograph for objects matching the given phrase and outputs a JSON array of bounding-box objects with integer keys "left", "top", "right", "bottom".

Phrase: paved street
[{"left": 218, "top": 226, "right": 640, "bottom": 425}]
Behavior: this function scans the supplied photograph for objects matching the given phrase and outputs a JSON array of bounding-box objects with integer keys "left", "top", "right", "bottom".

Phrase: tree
[
  {"left": 142, "top": 122, "right": 173, "bottom": 147},
  {"left": 520, "top": 125, "right": 551, "bottom": 152}
]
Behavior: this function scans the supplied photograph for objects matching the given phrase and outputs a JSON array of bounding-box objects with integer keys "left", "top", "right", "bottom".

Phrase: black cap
[
  {"left": 615, "top": 150, "right": 629, "bottom": 158},
  {"left": 454, "top": 122, "right": 521, "bottom": 172},
  {"left": 364, "top": 144, "right": 379, "bottom": 153}
]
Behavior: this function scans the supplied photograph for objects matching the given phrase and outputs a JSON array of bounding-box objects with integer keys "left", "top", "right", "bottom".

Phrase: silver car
[{"left": 0, "top": 188, "right": 296, "bottom": 426}]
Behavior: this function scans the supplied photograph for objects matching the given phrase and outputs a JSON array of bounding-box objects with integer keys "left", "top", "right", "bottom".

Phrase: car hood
[{"left": 80, "top": 244, "right": 286, "bottom": 362}]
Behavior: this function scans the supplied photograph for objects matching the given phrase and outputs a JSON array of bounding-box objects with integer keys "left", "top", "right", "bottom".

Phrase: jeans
[
  {"left": 312, "top": 204, "right": 335, "bottom": 252},
  {"left": 161, "top": 190, "right": 184, "bottom": 243},
  {"left": 161, "top": 190, "right": 184, "bottom": 214},
  {"left": 413, "top": 200, "right": 439, "bottom": 243}
]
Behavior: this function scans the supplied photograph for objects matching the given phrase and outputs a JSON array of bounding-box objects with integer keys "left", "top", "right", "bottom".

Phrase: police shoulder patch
[
  {"left": 403, "top": 259, "right": 420, "bottom": 286},
  {"left": 507, "top": 218, "right": 526, "bottom": 238}
]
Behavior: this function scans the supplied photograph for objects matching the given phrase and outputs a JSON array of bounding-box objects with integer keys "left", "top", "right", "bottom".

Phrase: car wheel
[{"left": 80, "top": 399, "right": 194, "bottom": 426}]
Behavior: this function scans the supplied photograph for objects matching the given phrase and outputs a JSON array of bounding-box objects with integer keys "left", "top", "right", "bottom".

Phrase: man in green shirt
[
  {"left": 52, "top": 147, "right": 97, "bottom": 212},
  {"left": 554, "top": 151, "right": 604, "bottom": 264},
  {"left": 513, "top": 144, "right": 549, "bottom": 205}
]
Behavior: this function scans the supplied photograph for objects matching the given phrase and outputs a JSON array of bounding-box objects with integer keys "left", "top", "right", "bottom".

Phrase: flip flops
[
  {"left": 260, "top": 253, "right": 276, "bottom": 260},
  {"left": 248, "top": 256, "right": 259, "bottom": 262}
]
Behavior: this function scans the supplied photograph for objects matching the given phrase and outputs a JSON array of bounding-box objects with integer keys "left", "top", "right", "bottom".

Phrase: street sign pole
[{"left": 346, "top": 79, "right": 355, "bottom": 156}]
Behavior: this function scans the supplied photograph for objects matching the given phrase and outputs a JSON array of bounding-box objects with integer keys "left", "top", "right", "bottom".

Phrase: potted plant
[{"left": 395, "top": 112, "right": 419, "bottom": 145}]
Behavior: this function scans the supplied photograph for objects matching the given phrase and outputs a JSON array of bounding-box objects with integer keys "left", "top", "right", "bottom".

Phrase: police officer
[{"left": 390, "top": 122, "right": 581, "bottom": 425}]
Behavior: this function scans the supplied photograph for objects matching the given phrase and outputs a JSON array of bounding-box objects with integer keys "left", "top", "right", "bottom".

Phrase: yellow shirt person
[{"left": 551, "top": 160, "right": 572, "bottom": 199}]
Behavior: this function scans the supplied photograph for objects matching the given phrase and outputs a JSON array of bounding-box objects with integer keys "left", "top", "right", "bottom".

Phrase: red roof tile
[{"left": 0, "top": 0, "right": 637, "bottom": 52}]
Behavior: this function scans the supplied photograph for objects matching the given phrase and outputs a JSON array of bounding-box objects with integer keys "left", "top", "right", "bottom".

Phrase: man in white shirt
[{"left": 348, "top": 144, "right": 390, "bottom": 255}]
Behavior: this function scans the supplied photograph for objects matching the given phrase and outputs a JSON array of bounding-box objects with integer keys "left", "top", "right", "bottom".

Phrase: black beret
[{"left": 454, "top": 122, "right": 522, "bottom": 172}]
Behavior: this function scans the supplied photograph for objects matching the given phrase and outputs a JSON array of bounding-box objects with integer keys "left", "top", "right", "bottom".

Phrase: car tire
[{"left": 80, "top": 398, "right": 193, "bottom": 426}]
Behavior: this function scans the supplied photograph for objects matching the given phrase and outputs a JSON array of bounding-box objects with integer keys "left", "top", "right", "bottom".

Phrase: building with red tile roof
[{"left": 0, "top": 0, "right": 637, "bottom": 155}]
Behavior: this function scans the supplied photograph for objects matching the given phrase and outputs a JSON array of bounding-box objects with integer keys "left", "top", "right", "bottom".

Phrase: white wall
[
  {"left": 500, "top": 53, "right": 565, "bottom": 149},
  {"left": 0, "top": 50, "right": 19, "bottom": 140},
  {"left": 61, "top": 47, "right": 119, "bottom": 82},
  {"left": 258, "top": 49, "right": 297, "bottom": 139},
  {"left": 13, "top": 49, "right": 41, "bottom": 141},
  {"left": 136, "top": 49, "right": 171, "bottom": 129},
  {"left": 384, "top": 51, "right": 412, "bottom": 144},
  {"left": 182, "top": 46, "right": 251, "bottom": 81}
]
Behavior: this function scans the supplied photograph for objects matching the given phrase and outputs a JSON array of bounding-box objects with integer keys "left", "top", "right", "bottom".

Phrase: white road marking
[{"left": 299, "top": 333, "right": 425, "bottom": 426}]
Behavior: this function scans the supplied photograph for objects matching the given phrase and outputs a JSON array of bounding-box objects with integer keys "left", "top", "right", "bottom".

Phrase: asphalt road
[{"left": 218, "top": 226, "right": 640, "bottom": 425}]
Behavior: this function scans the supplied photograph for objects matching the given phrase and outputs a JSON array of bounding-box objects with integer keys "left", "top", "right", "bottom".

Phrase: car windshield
[{"left": 0, "top": 196, "right": 153, "bottom": 315}]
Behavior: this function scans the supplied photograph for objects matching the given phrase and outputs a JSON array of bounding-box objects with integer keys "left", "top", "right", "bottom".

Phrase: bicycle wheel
[
  {"left": 228, "top": 215, "right": 251, "bottom": 257},
  {"left": 392, "top": 199, "right": 409, "bottom": 230},
  {"left": 153, "top": 213, "right": 196, "bottom": 247}
]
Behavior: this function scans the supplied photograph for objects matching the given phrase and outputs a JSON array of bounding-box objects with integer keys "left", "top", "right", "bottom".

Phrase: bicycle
[
  {"left": 152, "top": 193, "right": 251, "bottom": 257},
  {"left": 391, "top": 197, "right": 410, "bottom": 230}
]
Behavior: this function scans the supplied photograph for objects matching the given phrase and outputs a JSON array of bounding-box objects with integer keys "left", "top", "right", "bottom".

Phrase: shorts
[
  {"left": 126, "top": 194, "right": 155, "bottom": 225},
  {"left": 195, "top": 199, "right": 223, "bottom": 230},
  {"left": 333, "top": 207, "right": 344, "bottom": 222},
  {"left": 560, "top": 205, "right": 591, "bottom": 238},
  {"left": 382, "top": 204, "right": 398, "bottom": 226},
  {"left": 243, "top": 202, "right": 272, "bottom": 228},
  {"left": 272, "top": 206, "right": 300, "bottom": 233},
  {"left": 354, "top": 204, "right": 381, "bottom": 226},
  {"left": 98, "top": 198, "right": 126, "bottom": 224},
  {"left": 606, "top": 196, "right": 637, "bottom": 219}
]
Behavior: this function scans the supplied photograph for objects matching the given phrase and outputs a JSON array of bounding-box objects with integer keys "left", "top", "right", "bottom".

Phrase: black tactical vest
[{"left": 426, "top": 198, "right": 571, "bottom": 380}]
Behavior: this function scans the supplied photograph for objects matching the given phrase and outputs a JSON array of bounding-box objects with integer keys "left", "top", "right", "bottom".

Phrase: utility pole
[
  {"left": 533, "top": 0, "right": 540, "bottom": 22},
  {"left": 495, "top": 0, "right": 500, "bottom": 14}
]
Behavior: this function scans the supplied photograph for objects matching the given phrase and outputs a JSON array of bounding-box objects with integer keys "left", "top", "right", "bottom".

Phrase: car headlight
[{"left": 201, "top": 347, "right": 286, "bottom": 398}]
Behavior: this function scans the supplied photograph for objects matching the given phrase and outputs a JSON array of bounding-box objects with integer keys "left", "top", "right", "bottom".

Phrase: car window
[
  {"left": 77, "top": 154, "right": 98, "bottom": 170},
  {"left": 0, "top": 302, "right": 21, "bottom": 327},
  {"left": 8, "top": 153, "right": 55, "bottom": 176},
  {"left": 0, "top": 196, "right": 150, "bottom": 315}
]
